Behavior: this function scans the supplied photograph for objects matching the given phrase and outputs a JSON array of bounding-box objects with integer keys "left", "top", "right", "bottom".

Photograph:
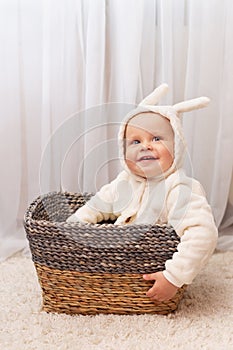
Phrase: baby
[{"left": 67, "top": 84, "right": 218, "bottom": 301}]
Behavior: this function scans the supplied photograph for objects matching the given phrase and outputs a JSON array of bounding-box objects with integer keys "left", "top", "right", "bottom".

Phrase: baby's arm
[
  {"left": 144, "top": 178, "right": 218, "bottom": 301},
  {"left": 66, "top": 203, "right": 117, "bottom": 224},
  {"left": 163, "top": 179, "right": 218, "bottom": 288},
  {"left": 66, "top": 172, "right": 127, "bottom": 223},
  {"left": 66, "top": 184, "right": 117, "bottom": 223}
]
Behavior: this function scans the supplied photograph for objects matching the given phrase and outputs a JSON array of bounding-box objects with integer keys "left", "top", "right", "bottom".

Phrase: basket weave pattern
[{"left": 24, "top": 192, "right": 185, "bottom": 315}]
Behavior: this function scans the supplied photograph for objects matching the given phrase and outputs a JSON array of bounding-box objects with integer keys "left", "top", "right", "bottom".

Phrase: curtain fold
[
  {"left": 182, "top": 0, "right": 233, "bottom": 229},
  {"left": 0, "top": 0, "right": 233, "bottom": 261}
]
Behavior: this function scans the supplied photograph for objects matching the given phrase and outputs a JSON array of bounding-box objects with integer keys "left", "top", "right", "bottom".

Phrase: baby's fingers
[
  {"left": 146, "top": 285, "right": 157, "bottom": 298},
  {"left": 143, "top": 273, "right": 157, "bottom": 281},
  {"left": 143, "top": 274, "right": 157, "bottom": 297}
]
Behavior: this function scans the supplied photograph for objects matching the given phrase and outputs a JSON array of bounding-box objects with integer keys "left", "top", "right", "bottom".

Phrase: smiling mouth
[{"left": 138, "top": 156, "right": 158, "bottom": 161}]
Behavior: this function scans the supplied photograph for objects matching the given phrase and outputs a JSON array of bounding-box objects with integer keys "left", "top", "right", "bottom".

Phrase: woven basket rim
[{"left": 24, "top": 191, "right": 171, "bottom": 230}]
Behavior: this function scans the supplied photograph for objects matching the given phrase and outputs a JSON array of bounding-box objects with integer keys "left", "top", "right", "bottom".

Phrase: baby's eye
[
  {"left": 132, "top": 140, "right": 140, "bottom": 144},
  {"left": 152, "top": 136, "right": 161, "bottom": 142}
]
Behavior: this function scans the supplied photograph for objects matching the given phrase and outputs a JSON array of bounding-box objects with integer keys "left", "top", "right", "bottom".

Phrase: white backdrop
[{"left": 0, "top": 0, "right": 233, "bottom": 260}]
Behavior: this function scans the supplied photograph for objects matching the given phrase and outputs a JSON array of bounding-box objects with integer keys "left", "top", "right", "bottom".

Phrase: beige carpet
[{"left": 0, "top": 251, "right": 233, "bottom": 350}]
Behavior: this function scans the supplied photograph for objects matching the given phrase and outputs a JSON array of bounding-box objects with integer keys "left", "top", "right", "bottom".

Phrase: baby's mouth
[{"left": 138, "top": 155, "right": 158, "bottom": 162}]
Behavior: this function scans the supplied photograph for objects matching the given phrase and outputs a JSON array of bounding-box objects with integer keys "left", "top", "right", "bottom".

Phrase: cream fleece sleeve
[
  {"left": 66, "top": 171, "right": 127, "bottom": 223},
  {"left": 163, "top": 177, "right": 218, "bottom": 288}
]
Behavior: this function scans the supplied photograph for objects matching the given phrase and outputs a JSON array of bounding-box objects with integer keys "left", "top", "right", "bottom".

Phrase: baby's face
[{"left": 124, "top": 112, "right": 174, "bottom": 178}]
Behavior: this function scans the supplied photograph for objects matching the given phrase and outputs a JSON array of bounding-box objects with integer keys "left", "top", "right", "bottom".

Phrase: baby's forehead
[
  {"left": 127, "top": 112, "right": 165, "bottom": 125},
  {"left": 126, "top": 112, "right": 172, "bottom": 133}
]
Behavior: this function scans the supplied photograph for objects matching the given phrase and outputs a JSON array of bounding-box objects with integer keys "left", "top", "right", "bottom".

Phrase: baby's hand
[
  {"left": 143, "top": 271, "right": 178, "bottom": 301},
  {"left": 66, "top": 206, "right": 98, "bottom": 224},
  {"left": 66, "top": 214, "right": 82, "bottom": 223}
]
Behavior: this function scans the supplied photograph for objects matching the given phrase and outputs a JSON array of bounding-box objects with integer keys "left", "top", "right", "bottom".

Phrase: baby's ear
[
  {"left": 173, "top": 97, "right": 210, "bottom": 114},
  {"left": 139, "top": 83, "right": 169, "bottom": 106}
]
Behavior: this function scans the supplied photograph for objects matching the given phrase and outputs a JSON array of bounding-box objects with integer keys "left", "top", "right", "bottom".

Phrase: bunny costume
[{"left": 67, "top": 84, "right": 218, "bottom": 288}]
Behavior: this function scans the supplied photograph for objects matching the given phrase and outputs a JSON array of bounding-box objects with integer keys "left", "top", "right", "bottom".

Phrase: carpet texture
[{"left": 0, "top": 251, "right": 233, "bottom": 350}]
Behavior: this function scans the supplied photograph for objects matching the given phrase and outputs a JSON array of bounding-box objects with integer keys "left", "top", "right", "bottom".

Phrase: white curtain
[{"left": 0, "top": 0, "right": 233, "bottom": 261}]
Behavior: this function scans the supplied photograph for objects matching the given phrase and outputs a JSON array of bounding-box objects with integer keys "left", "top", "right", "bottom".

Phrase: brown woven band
[{"left": 35, "top": 263, "right": 185, "bottom": 315}]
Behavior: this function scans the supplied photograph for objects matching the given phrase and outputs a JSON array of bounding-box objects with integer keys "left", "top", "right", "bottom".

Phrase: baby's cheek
[
  {"left": 126, "top": 159, "right": 146, "bottom": 178},
  {"left": 125, "top": 158, "right": 136, "bottom": 171},
  {"left": 160, "top": 153, "right": 174, "bottom": 172}
]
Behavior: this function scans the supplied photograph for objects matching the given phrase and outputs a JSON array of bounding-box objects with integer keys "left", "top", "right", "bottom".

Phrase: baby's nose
[{"left": 142, "top": 141, "right": 152, "bottom": 150}]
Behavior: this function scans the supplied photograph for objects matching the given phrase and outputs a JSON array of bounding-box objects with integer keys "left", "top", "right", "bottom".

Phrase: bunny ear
[
  {"left": 173, "top": 97, "right": 210, "bottom": 114},
  {"left": 139, "top": 83, "right": 169, "bottom": 106}
]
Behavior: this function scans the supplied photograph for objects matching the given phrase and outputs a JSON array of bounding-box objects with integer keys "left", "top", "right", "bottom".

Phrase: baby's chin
[
  {"left": 125, "top": 159, "right": 174, "bottom": 179},
  {"left": 130, "top": 165, "right": 165, "bottom": 179}
]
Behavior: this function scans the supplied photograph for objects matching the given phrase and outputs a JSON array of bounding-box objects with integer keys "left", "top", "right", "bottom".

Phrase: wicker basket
[{"left": 24, "top": 192, "right": 186, "bottom": 315}]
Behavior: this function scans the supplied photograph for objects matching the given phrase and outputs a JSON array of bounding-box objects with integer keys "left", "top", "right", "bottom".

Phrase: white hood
[{"left": 118, "top": 83, "right": 210, "bottom": 181}]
